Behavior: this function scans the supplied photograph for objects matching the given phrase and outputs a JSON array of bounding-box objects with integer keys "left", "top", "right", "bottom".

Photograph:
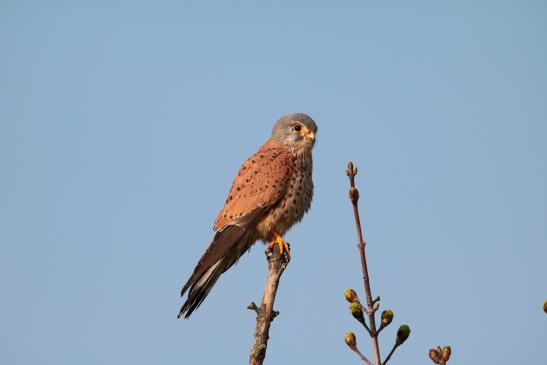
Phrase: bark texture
[{"left": 248, "top": 250, "right": 288, "bottom": 365}]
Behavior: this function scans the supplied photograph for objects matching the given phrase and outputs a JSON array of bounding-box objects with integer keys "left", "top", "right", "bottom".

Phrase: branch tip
[
  {"left": 429, "top": 345, "right": 452, "bottom": 364},
  {"left": 247, "top": 302, "right": 260, "bottom": 314}
]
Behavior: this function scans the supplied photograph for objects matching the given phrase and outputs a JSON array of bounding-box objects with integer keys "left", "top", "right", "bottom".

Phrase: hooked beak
[{"left": 300, "top": 127, "right": 316, "bottom": 143}]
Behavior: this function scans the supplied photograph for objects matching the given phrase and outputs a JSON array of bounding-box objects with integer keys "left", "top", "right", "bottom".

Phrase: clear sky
[{"left": 1, "top": 1, "right": 546, "bottom": 364}]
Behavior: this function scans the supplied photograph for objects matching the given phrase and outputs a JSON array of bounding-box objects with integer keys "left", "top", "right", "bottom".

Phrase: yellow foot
[{"left": 265, "top": 234, "right": 291, "bottom": 261}]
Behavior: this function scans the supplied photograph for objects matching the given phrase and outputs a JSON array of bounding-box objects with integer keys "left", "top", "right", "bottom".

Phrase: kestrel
[{"left": 178, "top": 113, "right": 317, "bottom": 319}]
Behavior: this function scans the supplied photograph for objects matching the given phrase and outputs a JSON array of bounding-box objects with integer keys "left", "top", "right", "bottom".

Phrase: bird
[{"left": 178, "top": 113, "right": 317, "bottom": 319}]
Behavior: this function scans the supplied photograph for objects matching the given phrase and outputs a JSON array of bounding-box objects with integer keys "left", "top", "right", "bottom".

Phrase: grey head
[{"left": 271, "top": 113, "right": 317, "bottom": 148}]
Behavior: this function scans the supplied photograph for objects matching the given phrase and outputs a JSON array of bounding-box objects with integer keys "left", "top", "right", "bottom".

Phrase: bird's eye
[{"left": 294, "top": 124, "right": 302, "bottom": 132}]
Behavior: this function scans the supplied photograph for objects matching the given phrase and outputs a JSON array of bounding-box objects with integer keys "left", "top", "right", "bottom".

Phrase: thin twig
[
  {"left": 248, "top": 249, "right": 289, "bottom": 365},
  {"left": 351, "top": 346, "right": 374, "bottom": 365},
  {"left": 346, "top": 162, "right": 382, "bottom": 365},
  {"left": 382, "top": 343, "right": 399, "bottom": 365},
  {"left": 360, "top": 317, "right": 374, "bottom": 337},
  {"left": 247, "top": 302, "right": 260, "bottom": 314},
  {"left": 377, "top": 323, "right": 385, "bottom": 335}
]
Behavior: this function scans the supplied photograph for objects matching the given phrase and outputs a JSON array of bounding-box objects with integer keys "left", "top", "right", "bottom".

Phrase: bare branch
[{"left": 248, "top": 249, "right": 289, "bottom": 365}]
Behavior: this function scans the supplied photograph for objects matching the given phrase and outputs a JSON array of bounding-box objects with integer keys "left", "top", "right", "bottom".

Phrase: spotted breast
[{"left": 255, "top": 145, "right": 313, "bottom": 240}]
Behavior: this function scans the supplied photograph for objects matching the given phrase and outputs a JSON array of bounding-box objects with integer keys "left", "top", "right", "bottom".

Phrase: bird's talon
[
  {"left": 265, "top": 235, "right": 291, "bottom": 261},
  {"left": 279, "top": 241, "right": 291, "bottom": 261},
  {"left": 265, "top": 241, "right": 276, "bottom": 256}
]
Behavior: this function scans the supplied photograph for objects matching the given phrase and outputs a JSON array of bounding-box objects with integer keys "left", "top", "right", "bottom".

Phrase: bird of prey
[{"left": 178, "top": 113, "right": 317, "bottom": 319}]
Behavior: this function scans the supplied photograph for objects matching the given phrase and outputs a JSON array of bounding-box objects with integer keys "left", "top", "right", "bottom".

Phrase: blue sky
[{"left": 1, "top": 1, "right": 546, "bottom": 364}]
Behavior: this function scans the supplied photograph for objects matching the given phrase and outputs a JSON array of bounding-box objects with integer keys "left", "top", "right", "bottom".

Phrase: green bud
[
  {"left": 381, "top": 309, "right": 394, "bottom": 327},
  {"left": 344, "top": 331, "right": 357, "bottom": 348},
  {"left": 349, "top": 302, "right": 365, "bottom": 325},
  {"left": 396, "top": 324, "right": 411, "bottom": 345},
  {"left": 441, "top": 346, "right": 452, "bottom": 361},
  {"left": 344, "top": 288, "right": 359, "bottom": 303}
]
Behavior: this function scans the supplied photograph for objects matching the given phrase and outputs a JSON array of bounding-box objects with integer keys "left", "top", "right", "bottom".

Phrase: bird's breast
[{"left": 256, "top": 150, "right": 314, "bottom": 239}]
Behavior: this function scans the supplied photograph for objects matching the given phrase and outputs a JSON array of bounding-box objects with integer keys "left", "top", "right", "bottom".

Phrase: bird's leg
[{"left": 265, "top": 231, "right": 291, "bottom": 261}]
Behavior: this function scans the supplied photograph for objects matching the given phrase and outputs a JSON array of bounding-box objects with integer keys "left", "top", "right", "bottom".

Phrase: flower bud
[
  {"left": 349, "top": 187, "right": 359, "bottom": 203},
  {"left": 429, "top": 348, "right": 441, "bottom": 364},
  {"left": 396, "top": 324, "right": 411, "bottom": 345},
  {"left": 344, "top": 288, "right": 359, "bottom": 303},
  {"left": 349, "top": 302, "right": 365, "bottom": 325},
  {"left": 441, "top": 346, "right": 452, "bottom": 361},
  {"left": 344, "top": 332, "right": 357, "bottom": 349},
  {"left": 381, "top": 309, "right": 394, "bottom": 327}
]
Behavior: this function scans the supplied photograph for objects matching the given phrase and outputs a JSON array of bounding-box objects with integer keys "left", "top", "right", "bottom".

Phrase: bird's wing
[
  {"left": 214, "top": 139, "right": 293, "bottom": 231},
  {"left": 180, "top": 140, "right": 293, "bottom": 299}
]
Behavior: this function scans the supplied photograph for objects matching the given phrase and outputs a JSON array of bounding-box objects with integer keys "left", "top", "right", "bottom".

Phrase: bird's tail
[
  {"left": 178, "top": 259, "right": 224, "bottom": 319},
  {"left": 178, "top": 226, "right": 253, "bottom": 319}
]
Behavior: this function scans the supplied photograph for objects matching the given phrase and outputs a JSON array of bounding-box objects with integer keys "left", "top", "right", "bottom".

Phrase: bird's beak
[{"left": 300, "top": 127, "right": 316, "bottom": 141}]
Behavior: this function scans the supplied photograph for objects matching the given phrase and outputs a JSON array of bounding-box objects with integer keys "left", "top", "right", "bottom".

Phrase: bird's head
[{"left": 271, "top": 113, "right": 317, "bottom": 149}]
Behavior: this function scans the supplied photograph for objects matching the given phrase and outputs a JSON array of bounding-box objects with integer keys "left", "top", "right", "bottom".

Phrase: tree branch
[
  {"left": 248, "top": 249, "right": 289, "bottom": 365},
  {"left": 346, "top": 162, "right": 382, "bottom": 365}
]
